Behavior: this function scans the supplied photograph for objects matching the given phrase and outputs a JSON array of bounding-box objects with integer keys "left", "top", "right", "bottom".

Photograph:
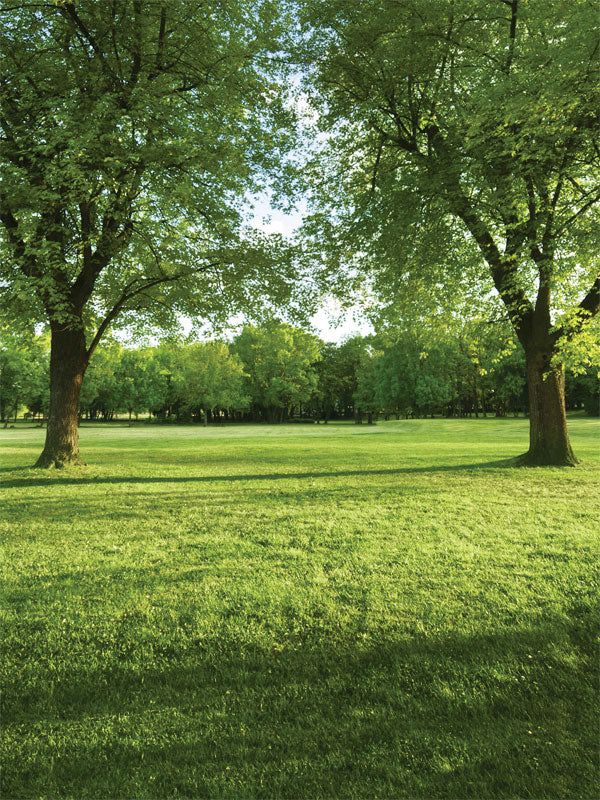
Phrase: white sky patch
[
  {"left": 247, "top": 191, "right": 305, "bottom": 235},
  {"left": 311, "top": 296, "right": 374, "bottom": 343}
]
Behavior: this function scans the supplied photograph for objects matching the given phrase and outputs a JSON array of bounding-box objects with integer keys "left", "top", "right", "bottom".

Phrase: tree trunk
[
  {"left": 520, "top": 349, "right": 577, "bottom": 466},
  {"left": 35, "top": 323, "right": 88, "bottom": 468}
]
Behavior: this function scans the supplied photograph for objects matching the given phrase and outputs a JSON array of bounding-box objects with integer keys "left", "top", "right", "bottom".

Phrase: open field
[{"left": 1, "top": 418, "right": 599, "bottom": 799}]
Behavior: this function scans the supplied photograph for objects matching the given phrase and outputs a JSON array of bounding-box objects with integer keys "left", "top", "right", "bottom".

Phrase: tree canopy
[
  {"left": 233, "top": 322, "right": 322, "bottom": 421},
  {"left": 1, "top": 0, "right": 299, "bottom": 330}
]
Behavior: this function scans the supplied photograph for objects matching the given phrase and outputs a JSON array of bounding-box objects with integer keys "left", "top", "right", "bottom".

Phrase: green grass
[{"left": 1, "top": 418, "right": 599, "bottom": 799}]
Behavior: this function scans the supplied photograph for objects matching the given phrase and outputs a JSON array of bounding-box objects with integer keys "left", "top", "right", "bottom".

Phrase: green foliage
[
  {"left": 3, "top": 315, "right": 598, "bottom": 424},
  {"left": 566, "top": 369, "right": 600, "bottom": 417},
  {"left": 79, "top": 341, "right": 122, "bottom": 420},
  {"left": 233, "top": 322, "right": 323, "bottom": 419},
  {"left": 371, "top": 320, "right": 530, "bottom": 419},
  {"left": 0, "top": 329, "right": 48, "bottom": 423},
  {"left": 115, "top": 349, "right": 160, "bottom": 418},
  {"left": 374, "top": 336, "right": 421, "bottom": 418},
  {"left": 353, "top": 344, "right": 381, "bottom": 416},
  {"left": 315, "top": 337, "right": 372, "bottom": 419},
  {"left": 173, "top": 342, "right": 249, "bottom": 419},
  {"left": 487, "top": 348, "right": 527, "bottom": 417}
]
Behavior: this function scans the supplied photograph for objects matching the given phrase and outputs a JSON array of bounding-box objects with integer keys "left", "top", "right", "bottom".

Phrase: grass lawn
[{"left": 1, "top": 417, "right": 599, "bottom": 799}]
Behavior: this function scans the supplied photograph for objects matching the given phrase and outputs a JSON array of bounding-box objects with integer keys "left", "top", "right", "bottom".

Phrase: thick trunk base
[
  {"left": 34, "top": 323, "right": 88, "bottom": 469},
  {"left": 515, "top": 448, "right": 578, "bottom": 468},
  {"left": 34, "top": 449, "right": 85, "bottom": 469},
  {"left": 518, "top": 356, "right": 578, "bottom": 467}
]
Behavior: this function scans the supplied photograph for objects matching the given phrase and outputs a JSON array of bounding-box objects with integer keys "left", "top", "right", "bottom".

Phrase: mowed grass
[{"left": 1, "top": 418, "right": 599, "bottom": 800}]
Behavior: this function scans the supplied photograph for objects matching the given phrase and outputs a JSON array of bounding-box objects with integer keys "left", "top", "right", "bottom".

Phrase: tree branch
[
  {"left": 425, "top": 126, "right": 534, "bottom": 337},
  {"left": 59, "top": 2, "right": 115, "bottom": 84},
  {"left": 149, "top": 5, "right": 167, "bottom": 80},
  {"left": 504, "top": 0, "right": 518, "bottom": 73},
  {"left": 129, "top": 0, "right": 143, "bottom": 87},
  {"left": 578, "top": 276, "right": 600, "bottom": 319},
  {"left": 551, "top": 276, "right": 600, "bottom": 345},
  {"left": 555, "top": 189, "right": 600, "bottom": 235},
  {"left": 86, "top": 264, "right": 219, "bottom": 359},
  {"left": 0, "top": 202, "right": 29, "bottom": 272}
]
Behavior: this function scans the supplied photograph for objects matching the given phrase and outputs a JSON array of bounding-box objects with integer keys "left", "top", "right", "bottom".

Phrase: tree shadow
[
  {"left": 0, "top": 459, "right": 516, "bottom": 490},
  {"left": 0, "top": 482, "right": 438, "bottom": 527},
  {"left": 3, "top": 608, "right": 597, "bottom": 798}
]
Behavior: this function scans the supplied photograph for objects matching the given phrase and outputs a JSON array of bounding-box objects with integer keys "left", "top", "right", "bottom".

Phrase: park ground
[{"left": 1, "top": 417, "right": 599, "bottom": 799}]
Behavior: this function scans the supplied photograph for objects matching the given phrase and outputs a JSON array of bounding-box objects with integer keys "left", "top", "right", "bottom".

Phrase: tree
[
  {"left": 22, "top": 336, "right": 50, "bottom": 424},
  {"left": 353, "top": 344, "right": 381, "bottom": 422},
  {"left": 79, "top": 340, "right": 122, "bottom": 421},
  {"left": 562, "top": 317, "right": 600, "bottom": 415},
  {"left": 489, "top": 347, "right": 528, "bottom": 417},
  {"left": 116, "top": 347, "right": 156, "bottom": 422},
  {"left": 1, "top": 0, "right": 296, "bottom": 466},
  {"left": 145, "top": 340, "right": 180, "bottom": 420},
  {"left": 234, "top": 322, "right": 322, "bottom": 420},
  {"left": 566, "top": 369, "right": 600, "bottom": 416},
  {"left": 418, "top": 344, "right": 459, "bottom": 417},
  {"left": 0, "top": 326, "right": 47, "bottom": 425},
  {"left": 301, "top": 0, "right": 600, "bottom": 464},
  {"left": 173, "top": 341, "right": 249, "bottom": 423},
  {"left": 315, "top": 336, "right": 371, "bottom": 420},
  {"left": 375, "top": 337, "right": 420, "bottom": 419}
]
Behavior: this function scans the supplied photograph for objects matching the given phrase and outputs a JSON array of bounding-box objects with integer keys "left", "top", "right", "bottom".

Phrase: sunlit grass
[{"left": 1, "top": 417, "right": 599, "bottom": 798}]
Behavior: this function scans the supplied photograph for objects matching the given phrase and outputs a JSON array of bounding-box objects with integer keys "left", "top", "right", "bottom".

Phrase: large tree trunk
[
  {"left": 520, "top": 348, "right": 577, "bottom": 466},
  {"left": 35, "top": 323, "right": 88, "bottom": 468}
]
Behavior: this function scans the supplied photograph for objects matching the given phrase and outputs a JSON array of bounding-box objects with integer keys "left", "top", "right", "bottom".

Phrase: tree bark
[
  {"left": 35, "top": 322, "right": 88, "bottom": 468},
  {"left": 520, "top": 348, "right": 577, "bottom": 466}
]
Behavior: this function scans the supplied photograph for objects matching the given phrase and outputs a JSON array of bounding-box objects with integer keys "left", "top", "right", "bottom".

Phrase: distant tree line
[{"left": 1, "top": 320, "right": 598, "bottom": 427}]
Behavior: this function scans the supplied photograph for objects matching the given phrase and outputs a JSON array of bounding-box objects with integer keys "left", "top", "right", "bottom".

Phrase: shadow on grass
[
  {"left": 3, "top": 613, "right": 597, "bottom": 799},
  {"left": 0, "top": 459, "right": 516, "bottom": 489},
  {"left": 0, "top": 481, "right": 441, "bottom": 527}
]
